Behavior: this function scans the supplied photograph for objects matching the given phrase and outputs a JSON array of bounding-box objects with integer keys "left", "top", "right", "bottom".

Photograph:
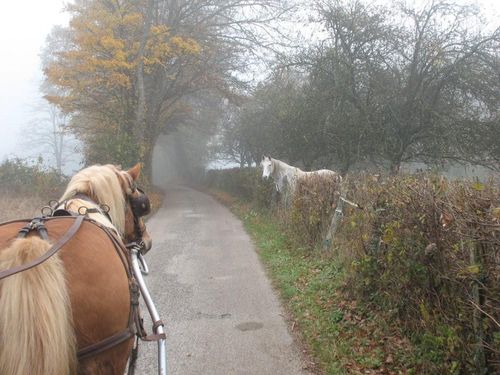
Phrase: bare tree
[{"left": 22, "top": 98, "right": 78, "bottom": 174}]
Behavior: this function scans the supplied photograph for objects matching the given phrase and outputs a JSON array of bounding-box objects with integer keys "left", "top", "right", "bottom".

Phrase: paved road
[{"left": 134, "top": 186, "right": 310, "bottom": 375}]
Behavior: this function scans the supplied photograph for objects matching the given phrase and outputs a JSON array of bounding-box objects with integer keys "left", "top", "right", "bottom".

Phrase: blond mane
[{"left": 59, "top": 164, "right": 128, "bottom": 234}]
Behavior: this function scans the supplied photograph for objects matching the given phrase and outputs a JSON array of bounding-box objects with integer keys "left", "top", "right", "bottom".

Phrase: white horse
[{"left": 260, "top": 156, "right": 341, "bottom": 194}]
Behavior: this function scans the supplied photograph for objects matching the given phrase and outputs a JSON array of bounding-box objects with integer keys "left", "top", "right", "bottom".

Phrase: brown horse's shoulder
[{"left": 45, "top": 217, "right": 109, "bottom": 240}]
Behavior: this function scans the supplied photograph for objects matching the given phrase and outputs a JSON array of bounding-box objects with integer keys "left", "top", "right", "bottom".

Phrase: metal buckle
[{"left": 78, "top": 206, "right": 89, "bottom": 215}]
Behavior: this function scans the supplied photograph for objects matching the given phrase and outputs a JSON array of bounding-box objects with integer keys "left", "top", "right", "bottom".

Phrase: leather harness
[
  {"left": 0, "top": 199, "right": 165, "bottom": 368},
  {"left": 0, "top": 216, "right": 84, "bottom": 281}
]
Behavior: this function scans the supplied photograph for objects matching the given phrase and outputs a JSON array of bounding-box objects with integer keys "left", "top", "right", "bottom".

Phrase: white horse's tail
[{"left": 0, "top": 237, "right": 77, "bottom": 375}]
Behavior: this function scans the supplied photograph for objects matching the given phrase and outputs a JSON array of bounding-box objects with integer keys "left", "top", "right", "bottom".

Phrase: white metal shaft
[
  {"left": 131, "top": 248, "right": 167, "bottom": 375},
  {"left": 138, "top": 252, "right": 150, "bottom": 275}
]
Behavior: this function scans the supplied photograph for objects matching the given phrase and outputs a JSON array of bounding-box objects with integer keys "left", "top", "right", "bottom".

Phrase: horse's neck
[{"left": 273, "top": 159, "right": 301, "bottom": 179}]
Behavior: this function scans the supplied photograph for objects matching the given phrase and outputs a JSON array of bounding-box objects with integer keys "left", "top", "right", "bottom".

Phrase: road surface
[{"left": 134, "top": 186, "right": 310, "bottom": 375}]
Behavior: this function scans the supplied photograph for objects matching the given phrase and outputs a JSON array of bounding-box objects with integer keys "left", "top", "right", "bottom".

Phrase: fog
[
  {"left": 152, "top": 134, "right": 186, "bottom": 188},
  {"left": 0, "top": 1, "right": 67, "bottom": 161}
]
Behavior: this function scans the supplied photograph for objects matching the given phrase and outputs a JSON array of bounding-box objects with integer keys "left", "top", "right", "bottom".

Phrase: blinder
[{"left": 129, "top": 188, "right": 151, "bottom": 218}]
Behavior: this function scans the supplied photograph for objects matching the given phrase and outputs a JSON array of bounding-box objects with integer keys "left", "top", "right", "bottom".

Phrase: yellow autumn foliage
[{"left": 46, "top": 0, "right": 200, "bottom": 109}]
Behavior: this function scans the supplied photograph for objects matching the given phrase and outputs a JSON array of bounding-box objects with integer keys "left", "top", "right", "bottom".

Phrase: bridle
[
  {"left": 129, "top": 188, "right": 151, "bottom": 218},
  {"left": 126, "top": 186, "right": 151, "bottom": 248}
]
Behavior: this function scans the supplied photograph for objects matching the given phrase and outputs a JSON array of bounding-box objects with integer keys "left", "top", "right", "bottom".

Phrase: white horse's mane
[
  {"left": 265, "top": 158, "right": 296, "bottom": 192},
  {"left": 271, "top": 158, "right": 302, "bottom": 175},
  {"left": 59, "top": 164, "right": 129, "bottom": 234}
]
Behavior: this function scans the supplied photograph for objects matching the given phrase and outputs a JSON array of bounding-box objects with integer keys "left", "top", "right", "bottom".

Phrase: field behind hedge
[
  {"left": 205, "top": 168, "right": 499, "bottom": 375},
  {"left": 0, "top": 158, "right": 164, "bottom": 222}
]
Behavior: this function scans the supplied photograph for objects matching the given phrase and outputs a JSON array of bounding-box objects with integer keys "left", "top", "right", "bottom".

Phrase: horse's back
[
  {"left": 0, "top": 218, "right": 133, "bottom": 374},
  {"left": 299, "top": 169, "right": 339, "bottom": 177},
  {"left": 315, "top": 169, "right": 337, "bottom": 175}
]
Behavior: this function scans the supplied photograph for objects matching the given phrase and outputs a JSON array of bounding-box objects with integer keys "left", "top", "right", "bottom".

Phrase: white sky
[
  {"left": 0, "top": 0, "right": 497, "bottom": 164},
  {"left": 0, "top": 0, "right": 68, "bottom": 161}
]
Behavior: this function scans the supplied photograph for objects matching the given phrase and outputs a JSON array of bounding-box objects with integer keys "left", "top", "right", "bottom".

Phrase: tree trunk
[
  {"left": 469, "top": 241, "right": 487, "bottom": 375},
  {"left": 135, "top": 0, "right": 154, "bottom": 139},
  {"left": 142, "top": 141, "right": 154, "bottom": 184},
  {"left": 389, "top": 159, "right": 401, "bottom": 175}
]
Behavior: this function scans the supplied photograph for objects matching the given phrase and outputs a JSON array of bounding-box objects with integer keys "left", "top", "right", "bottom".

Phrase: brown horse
[{"left": 0, "top": 163, "right": 153, "bottom": 375}]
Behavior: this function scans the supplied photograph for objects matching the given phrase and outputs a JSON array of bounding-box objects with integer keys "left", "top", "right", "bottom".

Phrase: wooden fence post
[
  {"left": 324, "top": 195, "right": 345, "bottom": 250},
  {"left": 469, "top": 240, "right": 487, "bottom": 375}
]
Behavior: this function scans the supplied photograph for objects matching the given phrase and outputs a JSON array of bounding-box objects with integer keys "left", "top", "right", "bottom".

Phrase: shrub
[
  {"left": 289, "top": 174, "right": 341, "bottom": 247},
  {"left": 0, "top": 158, "right": 67, "bottom": 198},
  {"left": 205, "top": 167, "right": 274, "bottom": 208}
]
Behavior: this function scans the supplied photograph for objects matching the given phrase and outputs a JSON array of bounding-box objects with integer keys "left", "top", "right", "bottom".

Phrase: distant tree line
[{"left": 215, "top": 0, "right": 500, "bottom": 174}]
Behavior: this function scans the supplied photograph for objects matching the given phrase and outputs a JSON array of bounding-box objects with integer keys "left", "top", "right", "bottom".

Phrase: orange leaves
[
  {"left": 107, "top": 72, "right": 131, "bottom": 89},
  {"left": 48, "top": 1, "right": 140, "bottom": 94},
  {"left": 99, "top": 35, "right": 125, "bottom": 52},
  {"left": 43, "top": 94, "right": 65, "bottom": 107},
  {"left": 47, "top": 0, "right": 201, "bottom": 101},
  {"left": 151, "top": 25, "right": 169, "bottom": 35},
  {"left": 122, "top": 12, "right": 143, "bottom": 27},
  {"left": 143, "top": 28, "right": 200, "bottom": 70},
  {"left": 170, "top": 36, "right": 201, "bottom": 54}
]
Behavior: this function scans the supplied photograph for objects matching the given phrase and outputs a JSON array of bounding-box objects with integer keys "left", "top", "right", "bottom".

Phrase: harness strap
[
  {"left": 127, "top": 336, "right": 140, "bottom": 375},
  {"left": 77, "top": 328, "right": 135, "bottom": 360},
  {"left": 71, "top": 193, "right": 112, "bottom": 221},
  {"left": 0, "top": 215, "right": 85, "bottom": 281},
  {"left": 17, "top": 217, "right": 49, "bottom": 240},
  {"left": 141, "top": 333, "right": 167, "bottom": 342}
]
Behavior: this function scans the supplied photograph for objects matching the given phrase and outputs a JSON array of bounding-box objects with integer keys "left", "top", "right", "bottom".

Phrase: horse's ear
[{"left": 127, "top": 163, "right": 142, "bottom": 181}]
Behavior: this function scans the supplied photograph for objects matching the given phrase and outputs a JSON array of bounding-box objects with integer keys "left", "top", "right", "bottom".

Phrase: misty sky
[
  {"left": 0, "top": 0, "right": 67, "bottom": 161},
  {"left": 0, "top": 0, "right": 498, "bottom": 164}
]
